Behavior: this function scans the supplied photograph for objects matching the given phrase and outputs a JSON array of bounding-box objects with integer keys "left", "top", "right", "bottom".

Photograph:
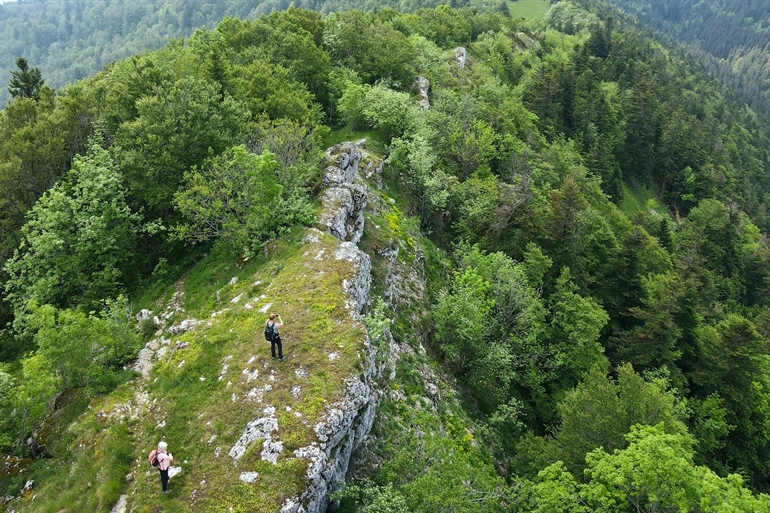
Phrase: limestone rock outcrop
[
  {"left": 455, "top": 46, "right": 467, "bottom": 69},
  {"left": 414, "top": 75, "right": 430, "bottom": 110},
  {"left": 317, "top": 184, "right": 368, "bottom": 244},
  {"left": 281, "top": 142, "right": 381, "bottom": 513},
  {"left": 317, "top": 141, "right": 383, "bottom": 244}
]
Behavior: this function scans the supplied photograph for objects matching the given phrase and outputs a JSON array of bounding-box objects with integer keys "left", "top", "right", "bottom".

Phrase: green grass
[
  {"left": 324, "top": 127, "right": 387, "bottom": 156},
  {"left": 507, "top": 0, "right": 551, "bottom": 21},
  {"left": 619, "top": 181, "right": 666, "bottom": 218}
]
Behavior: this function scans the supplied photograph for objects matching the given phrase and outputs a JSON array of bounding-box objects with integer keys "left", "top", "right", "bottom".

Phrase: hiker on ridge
[
  {"left": 156, "top": 441, "right": 174, "bottom": 494},
  {"left": 265, "top": 313, "right": 284, "bottom": 361}
]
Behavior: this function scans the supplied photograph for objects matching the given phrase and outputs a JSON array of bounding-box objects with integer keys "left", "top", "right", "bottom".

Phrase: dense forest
[
  {"left": 580, "top": 0, "right": 770, "bottom": 117},
  {"left": 0, "top": 0, "right": 500, "bottom": 107},
  {"left": 4, "top": 0, "right": 770, "bottom": 510}
]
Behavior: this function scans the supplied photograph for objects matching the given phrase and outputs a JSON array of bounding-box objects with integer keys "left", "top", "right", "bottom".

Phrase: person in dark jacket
[{"left": 266, "top": 313, "right": 285, "bottom": 361}]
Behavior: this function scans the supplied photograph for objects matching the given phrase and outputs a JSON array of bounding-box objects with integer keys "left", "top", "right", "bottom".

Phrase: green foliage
[
  {"left": 114, "top": 75, "right": 247, "bottom": 213},
  {"left": 545, "top": 1, "right": 600, "bottom": 34},
  {"left": 514, "top": 363, "right": 686, "bottom": 477},
  {"left": 387, "top": 131, "right": 458, "bottom": 229},
  {"left": 3, "top": 142, "right": 151, "bottom": 329},
  {"left": 7, "top": 57, "right": 45, "bottom": 100},
  {"left": 361, "top": 84, "right": 419, "bottom": 141},
  {"left": 337, "top": 80, "right": 371, "bottom": 130},
  {"left": 18, "top": 297, "right": 141, "bottom": 415},
  {"left": 690, "top": 314, "right": 770, "bottom": 480},
  {"left": 246, "top": 117, "right": 326, "bottom": 193},
  {"left": 324, "top": 11, "right": 416, "bottom": 86},
  {"left": 526, "top": 424, "right": 770, "bottom": 512},
  {"left": 581, "top": 0, "right": 770, "bottom": 117},
  {"left": 4, "top": 1, "right": 770, "bottom": 505},
  {"left": 405, "top": 5, "right": 473, "bottom": 48},
  {"left": 362, "top": 298, "right": 392, "bottom": 364},
  {"left": 0, "top": 84, "right": 92, "bottom": 268},
  {"left": 173, "top": 146, "right": 289, "bottom": 251},
  {"left": 549, "top": 267, "right": 608, "bottom": 379},
  {"left": 334, "top": 480, "right": 409, "bottom": 513},
  {"left": 10, "top": 354, "right": 60, "bottom": 455},
  {"left": 436, "top": 244, "right": 554, "bottom": 433},
  {"left": 373, "top": 401, "right": 509, "bottom": 512},
  {"left": 227, "top": 60, "right": 318, "bottom": 124},
  {"left": 219, "top": 10, "right": 331, "bottom": 109}
]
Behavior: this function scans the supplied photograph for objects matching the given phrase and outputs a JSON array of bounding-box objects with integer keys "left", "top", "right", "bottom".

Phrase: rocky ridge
[
  {"left": 281, "top": 140, "right": 382, "bottom": 513},
  {"left": 107, "top": 141, "right": 384, "bottom": 513}
]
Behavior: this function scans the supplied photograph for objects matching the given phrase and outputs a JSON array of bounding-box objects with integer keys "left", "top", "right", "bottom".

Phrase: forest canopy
[
  {"left": 0, "top": 0, "right": 494, "bottom": 106},
  {"left": 573, "top": 0, "right": 770, "bottom": 117}
]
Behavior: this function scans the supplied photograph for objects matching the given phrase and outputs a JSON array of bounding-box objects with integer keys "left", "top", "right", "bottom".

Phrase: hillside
[
  {"left": 5, "top": 4, "right": 770, "bottom": 512},
  {"left": 572, "top": 0, "right": 770, "bottom": 117},
  {"left": 13, "top": 143, "right": 382, "bottom": 512},
  {"left": 0, "top": 0, "right": 495, "bottom": 108}
]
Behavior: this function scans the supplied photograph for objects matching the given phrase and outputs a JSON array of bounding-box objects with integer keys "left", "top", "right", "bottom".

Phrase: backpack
[
  {"left": 148, "top": 449, "right": 160, "bottom": 468},
  {"left": 264, "top": 321, "right": 275, "bottom": 341}
]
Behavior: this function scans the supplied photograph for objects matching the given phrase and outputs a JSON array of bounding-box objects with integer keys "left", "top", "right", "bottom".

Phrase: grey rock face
[
  {"left": 229, "top": 406, "right": 280, "bottom": 462},
  {"left": 318, "top": 184, "right": 368, "bottom": 244},
  {"left": 514, "top": 31, "right": 539, "bottom": 51},
  {"left": 281, "top": 343, "right": 378, "bottom": 513},
  {"left": 167, "top": 318, "right": 201, "bottom": 335},
  {"left": 414, "top": 75, "right": 430, "bottom": 110},
  {"left": 110, "top": 494, "right": 127, "bottom": 513},
  {"left": 455, "top": 46, "right": 467, "bottom": 69},
  {"left": 322, "top": 142, "right": 362, "bottom": 188},
  {"left": 318, "top": 143, "right": 371, "bottom": 243},
  {"left": 335, "top": 241, "right": 372, "bottom": 319},
  {"left": 279, "top": 144, "right": 382, "bottom": 513}
]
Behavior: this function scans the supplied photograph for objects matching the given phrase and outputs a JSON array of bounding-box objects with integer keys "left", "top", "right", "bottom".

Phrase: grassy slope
[
  {"left": 506, "top": 0, "right": 551, "bottom": 20},
  {"left": 619, "top": 181, "right": 667, "bottom": 218},
  {"left": 19, "top": 227, "right": 368, "bottom": 512}
]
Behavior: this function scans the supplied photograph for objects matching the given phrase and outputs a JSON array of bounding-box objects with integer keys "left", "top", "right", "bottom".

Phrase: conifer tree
[{"left": 7, "top": 57, "right": 45, "bottom": 100}]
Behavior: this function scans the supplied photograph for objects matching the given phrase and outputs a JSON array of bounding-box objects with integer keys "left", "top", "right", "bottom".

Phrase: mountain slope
[
  {"left": 0, "top": 0, "right": 480, "bottom": 107},
  {"left": 574, "top": 0, "right": 770, "bottom": 116},
  {"left": 13, "top": 144, "right": 378, "bottom": 513},
  {"left": 6, "top": 4, "right": 770, "bottom": 511}
]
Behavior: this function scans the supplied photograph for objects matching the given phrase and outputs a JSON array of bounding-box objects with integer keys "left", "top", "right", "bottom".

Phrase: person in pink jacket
[{"left": 156, "top": 441, "right": 174, "bottom": 494}]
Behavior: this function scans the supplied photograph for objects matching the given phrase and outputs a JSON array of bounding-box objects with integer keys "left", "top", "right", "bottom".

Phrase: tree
[
  {"left": 27, "top": 298, "right": 138, "bottom": 392},
  {"left": 10, "top": 354, "right": 60, "bottom": 456},
  {"left": 3, "top": 141, "right": 152, "bottom": 331},
  {"left": 246, "top": 118, "right": 326, "bottom": 193},
  {"left": 436, "top": 245, "right": 551, "bottom": 434},
  {"left": 114, "top": 76, "right": 246, "bottom": 214},
  {"left": 514, "top": 364, "right": 686, "bottom": 478},
  {"left": 529, "top": 425, "right": 770, "bottom": 512},
  {"left": 323, "top": 10, "right": 416, "bottom": 86},
  {"left": 173, "top": 145, "right": 311, "bottom": 252},
  {"left": 612, "top": 272, "right": 685, "bottom": 378},
  {"left": 29, "top": 304, "right": 106, "bottom": 391},
  {"left": 549, "top": 267, "right": 609, "bottom": 382},
  {"left": 8, "top": 57, "right": 45, "bottom": 100},
  {"left": 0, "top": 84, "right": 91, "bottom": 267},
  {"left": 690, "top": 314, "right": 770, "bottom": 485},
  {"left": 362, "top": 84, "right": 419, "bottom": 141}
]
